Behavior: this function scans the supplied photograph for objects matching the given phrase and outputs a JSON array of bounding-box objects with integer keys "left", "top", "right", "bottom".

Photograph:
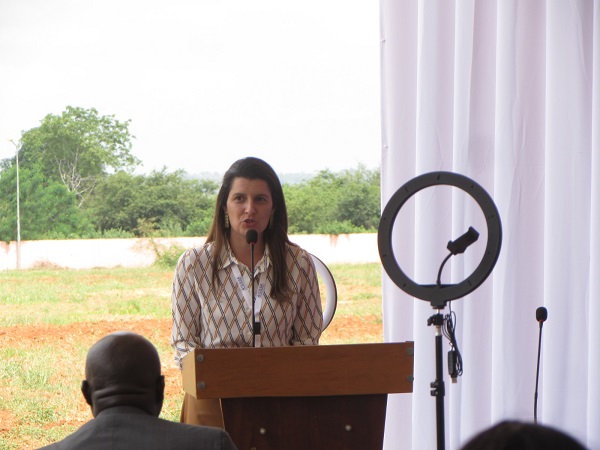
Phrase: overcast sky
[{"left": 0, "top": 0, "right": 380, "bottom": 176}]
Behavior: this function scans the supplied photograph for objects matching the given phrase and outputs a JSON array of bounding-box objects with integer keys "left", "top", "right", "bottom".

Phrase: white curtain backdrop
[{"left": 379, "top": 1, "right": 599, "bottom": 449}]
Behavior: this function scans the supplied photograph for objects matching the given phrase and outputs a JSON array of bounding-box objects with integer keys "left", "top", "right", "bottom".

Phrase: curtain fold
[{"left": 380, "top": 1, "right": 599, "bottom": 448}]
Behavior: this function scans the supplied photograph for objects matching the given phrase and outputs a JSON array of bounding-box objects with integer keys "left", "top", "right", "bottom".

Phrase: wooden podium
[{"left": 182, "top": 342, "right": 414, "bottom": 450}]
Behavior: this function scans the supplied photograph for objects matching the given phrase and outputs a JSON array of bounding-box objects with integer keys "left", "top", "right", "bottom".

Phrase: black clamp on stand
[{"left": 378, "top": 172, "right": 502, "bottom": 450}]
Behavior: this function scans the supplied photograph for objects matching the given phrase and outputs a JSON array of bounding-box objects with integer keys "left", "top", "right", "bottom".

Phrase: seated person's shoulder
[{"left": 156, "top": 418, "right": 237, "bottom": 449}]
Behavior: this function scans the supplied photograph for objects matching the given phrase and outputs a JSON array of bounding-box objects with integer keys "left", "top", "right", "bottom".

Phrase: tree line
[{"left": 0, "top": 107, "right": 381, "bottom": 242}]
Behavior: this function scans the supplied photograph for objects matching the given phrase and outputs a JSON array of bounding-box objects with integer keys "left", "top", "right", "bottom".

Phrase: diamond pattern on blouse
[{"left": 171, "top": 241, "right": 323, "bottom": 368}]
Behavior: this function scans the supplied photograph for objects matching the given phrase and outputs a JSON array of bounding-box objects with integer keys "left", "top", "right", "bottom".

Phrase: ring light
[{"left": 378, "top": 171, "right": 502, "bottom": 308}]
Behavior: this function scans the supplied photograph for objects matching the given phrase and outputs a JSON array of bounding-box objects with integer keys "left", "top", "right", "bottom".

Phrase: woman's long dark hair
[{"left": 206, "top": 157, "right": 295, "bottom": 301}]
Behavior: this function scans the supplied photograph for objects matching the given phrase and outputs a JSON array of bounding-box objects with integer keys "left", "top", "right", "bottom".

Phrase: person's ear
[{"left": 81, "top": 380, "right": 92, "bottom": 407}]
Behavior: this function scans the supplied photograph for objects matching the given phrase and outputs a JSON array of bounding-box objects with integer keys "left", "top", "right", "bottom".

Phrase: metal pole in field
[{"left": 10, "top": 139, "right": 21, "bottom": 270}]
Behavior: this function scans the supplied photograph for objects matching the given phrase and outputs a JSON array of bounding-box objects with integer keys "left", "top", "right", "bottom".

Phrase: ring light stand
[{"left": 378, "top": 172, "right": 502, "bottom": 450}]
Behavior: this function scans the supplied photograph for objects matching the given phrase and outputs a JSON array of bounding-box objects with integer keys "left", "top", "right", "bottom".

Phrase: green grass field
[{"left": 0, "top": 263, "right": 383, "bottom": 449}]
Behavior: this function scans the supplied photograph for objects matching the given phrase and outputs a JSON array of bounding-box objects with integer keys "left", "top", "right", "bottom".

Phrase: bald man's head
[{"left": 81, "top": 332, "right": 165, "bottom": 417}]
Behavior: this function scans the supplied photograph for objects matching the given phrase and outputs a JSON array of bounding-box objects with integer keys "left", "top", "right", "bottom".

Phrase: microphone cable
[
  {"left": 434, "top": 228, "right": 477, "bottom": 382},
  {"left": 443, "top": 303, "right": 463, "bottom": 382}
]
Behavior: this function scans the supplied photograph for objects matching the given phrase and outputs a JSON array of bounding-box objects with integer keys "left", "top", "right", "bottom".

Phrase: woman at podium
[{"left": 170, "top": 156, "right": 323, "bottom": 427}]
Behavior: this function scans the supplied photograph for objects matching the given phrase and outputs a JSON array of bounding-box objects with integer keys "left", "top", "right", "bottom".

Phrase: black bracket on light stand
[{"left": 378, "top": 171, "right": 502, "bottom": 450}]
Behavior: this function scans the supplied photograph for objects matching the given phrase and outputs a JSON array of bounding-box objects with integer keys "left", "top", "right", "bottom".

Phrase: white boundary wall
[{"left": 0, "top": 234, "right": 379, "bottom": 271}]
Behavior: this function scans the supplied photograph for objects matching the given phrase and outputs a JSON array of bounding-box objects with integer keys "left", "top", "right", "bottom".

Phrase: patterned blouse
[{"left": 171, "top": 240, "right": 323, "bottom": 368}]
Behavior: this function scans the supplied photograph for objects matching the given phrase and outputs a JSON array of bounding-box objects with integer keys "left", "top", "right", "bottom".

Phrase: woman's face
[{"left": 225, "top": 177, "right": 274, "bottom": 242}]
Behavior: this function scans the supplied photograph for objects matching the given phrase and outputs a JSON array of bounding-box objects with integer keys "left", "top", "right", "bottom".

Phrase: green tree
[
  {"left": 179, "top": 178, "right": 219, "bottom": 237},
  {"left": 336, "top": 166, "right": 380, "bottom": 230},
  {"left": 284, "top": 165, "right": 380, "bottom": 234},
  {"left": 0, "top": 165, "right": 93, "bottom": 241},
  {"left": 85, "top": 171, "right": 139, "bottom": 233},
  {"left": 87, "top": 169, "right": 218, "bottom": 237},
  {"left": 18, "top": 106, "right": 139, "bottom": 207},
  {"left": 284, "top": 171, "right": 338, "bottom": 234}
]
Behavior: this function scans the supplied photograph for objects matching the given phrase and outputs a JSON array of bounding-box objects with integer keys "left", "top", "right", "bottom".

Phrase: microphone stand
[
  {"left": 246, "top": 229, "right": 260, "bottom": 347},
  {"left": 534, "top": 319, "right": 544, "bottom": 423},
  {"left": 250, "top": 241, "right": 257, "bottom": 347}
]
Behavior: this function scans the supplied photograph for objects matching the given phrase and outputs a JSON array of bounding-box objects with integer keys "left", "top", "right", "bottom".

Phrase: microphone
[
  {"left": 246, "top": 230, "right": 260, "bottom": 345},
  {"left": 536, "top": 306, "right": 548, "bottom": 325},
  {"left": 246, "top": 229, "right": 258, "bottom": 245},
  {"left": 447, "top": 226, "right": 480, "bottom": 255},
  {"left": 534, "top": 306, "right": 548, "bottom": 423}
]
